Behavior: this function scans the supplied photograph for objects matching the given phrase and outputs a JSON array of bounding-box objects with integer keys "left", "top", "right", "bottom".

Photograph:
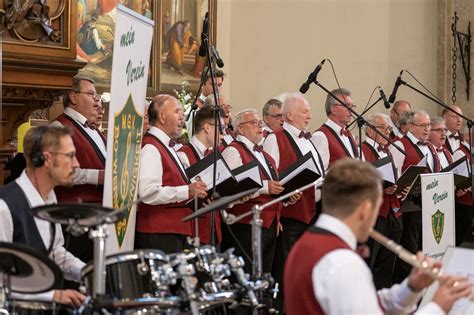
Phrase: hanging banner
[
  {"left": 103, "top": 4, "right": 154, "bottom": 253},
  {"left": 421, "top": 172, "right": 455, "bottom": 258}
]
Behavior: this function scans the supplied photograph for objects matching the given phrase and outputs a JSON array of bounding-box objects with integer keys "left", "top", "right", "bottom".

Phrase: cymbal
[
  {"left": 0, "top": 242, "right": 61, "bottom": 293},
  {"left": 30, "top": 203, "right": 115, "bottom": 228},
  {"left": 183, "top": 188, "right": 259, "bottom": 222}
]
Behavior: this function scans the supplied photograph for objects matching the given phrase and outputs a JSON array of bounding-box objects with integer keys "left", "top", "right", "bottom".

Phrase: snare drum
[
  {"left": 81, "top": 250, "right": 177, "bottom": 304},
  {"left": 7, "top": 300, "right": 71, "bottom": 315}
]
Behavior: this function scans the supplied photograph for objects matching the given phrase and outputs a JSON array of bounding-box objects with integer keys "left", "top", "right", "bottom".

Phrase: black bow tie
[
  {"left": 299, "top": 131, "right": 311, "bottom": 139},
  {"left": 449, "top": 134, "right": 463, "bottom": 141}
]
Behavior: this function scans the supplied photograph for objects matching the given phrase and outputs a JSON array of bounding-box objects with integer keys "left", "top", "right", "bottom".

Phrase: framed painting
[
  {"left": 157, "top": 0, "right": 217, "bottom": 94},
  {"left": 75, "top": 0, "right": 216, "bottom": 94}
]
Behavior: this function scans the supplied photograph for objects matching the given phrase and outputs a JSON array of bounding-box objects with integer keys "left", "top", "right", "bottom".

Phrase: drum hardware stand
[
  {"left": 90, "top": 224, "right": 108, "bottom": 298},
  {"left": 225, "top": 180, "right": 324, "bottom": 314},
  {"left": 0, "top": 274, "right": 11, "bottom": 315},
  {"left": 175, "top": 254, "right": 200, "bottom": 315}
]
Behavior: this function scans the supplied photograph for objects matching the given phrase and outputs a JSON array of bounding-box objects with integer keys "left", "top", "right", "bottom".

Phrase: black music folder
[
  {"left": 442, "top": 156, "right": 471, "bottom": 190},
  {"left": 394, "top": 155, "right": 430, "bottom": 195},
  {"left": 277, "top": 153, "right": 321, "bottom": 196},
  {"left": 372, "top": 156, "right": 397, "bottom": 188}
]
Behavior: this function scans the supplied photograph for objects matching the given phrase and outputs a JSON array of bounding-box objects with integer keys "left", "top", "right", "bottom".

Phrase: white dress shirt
[
  {"left": 365, "top": 137, "right": 388, "bottom": 159},
  {"left": 177, "top": 136, "right": 209, "bottom": 169},
  {"left": 50, "top": 107, "right": 106, "bottom": 185},
  {"left": 389, "top": 132, "right": 435, "bottom": 174},
  {"left": 0, "top": 171, "right": 85, "bottom": 301},
  {"left": 389, "top": 119, "right": 403, "bottom": 139},
  {"left": 138, "top": 126, "right": 189, "bottom": 205},
  {"left": 311, "top": 118, "right": 359, "bottom": 171},
  {"left": 446, "top": 130, "right": 462, "bottom": 153},
  {"left": 312, "top": 214, "right": 443, "bottom": 315},
  {"left": 436, "top": 147, "right": 450, "bottom": 170},
  {"left": 222, "top": 135, "right": 271, "bottom": 195}
]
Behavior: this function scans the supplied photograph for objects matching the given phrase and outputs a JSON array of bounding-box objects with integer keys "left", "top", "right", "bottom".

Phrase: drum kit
[{"left": 0, "top": 186, "right": 303, "bottom": 315}]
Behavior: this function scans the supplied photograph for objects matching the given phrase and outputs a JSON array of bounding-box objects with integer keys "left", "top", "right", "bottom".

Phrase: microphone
[
  {"left": 379, "top": 88, "right": 390, "bottom": 109},
  {"left": 299, "top": 59, "right": 326, "bottom": 94},
  {"left": 211, "top": 46, "right": 224, "bottom": 68},
  {"left": 199, "top": 13, "right": 209, "bottom": 57},
  {"left": 388, "top": 71, "right": 404, "bottom": 103}
]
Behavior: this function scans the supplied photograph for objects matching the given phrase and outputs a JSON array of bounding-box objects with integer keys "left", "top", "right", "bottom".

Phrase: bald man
[
  {"left": 136, "top": 94, "right": 207, "bottom": 253},
  {"left": 442, "top": 105, "right": 464, "bottom": 154},
  {"left": 390, "top": 100, "right": 412, "bottom": 140}
]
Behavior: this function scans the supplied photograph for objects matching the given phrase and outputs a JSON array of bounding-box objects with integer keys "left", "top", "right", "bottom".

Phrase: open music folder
[
  {"left": 394, "top": 155, "right": 430, "bottom": 194},
  {"left": 277, "top": 153, "right": 321, "bottom": 196},
  {"left": 372, "top": 156, "right": 397, "bottom": 188},
  {"left": 442, "top": 156, "right": 471, "bottom": 190}
]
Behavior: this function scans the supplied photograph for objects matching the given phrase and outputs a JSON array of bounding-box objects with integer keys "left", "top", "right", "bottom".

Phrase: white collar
[
  {"left": 365, "top": 137, "right": 378, "bottom": 149},
  {"left": 446, "top": 130, "right": 460, "bottom": 137},
  {"left": 64, "top": 107, "right": 88, "bottom": 126},
  {"left": 190, "top": 136, "right": 208, "bottom": 156},
  {"left": 315, "top": 214, "right": 357, "bottom": 250},
  {"left": 326, "top": 118, "right": 344, "bottom": 133},
  {"left": 407, "top": 131, "right": 422, "bottom": 145},
  {"left": 283, "top": 122, "right": 304, "bottom": 137},
  {"left": 16, "top": 170, "right": 57, "bottom": 207},
  {"left": 236, "top": 135, "right": 257, "bottom": 151},
  {"left": 148, "top": 126, "right": 172, "bottom": 146}
]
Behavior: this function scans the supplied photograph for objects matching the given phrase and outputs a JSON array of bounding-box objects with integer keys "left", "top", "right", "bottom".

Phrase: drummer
[{"left": 0, "top": 126, "right": 86, "bottom": 307}]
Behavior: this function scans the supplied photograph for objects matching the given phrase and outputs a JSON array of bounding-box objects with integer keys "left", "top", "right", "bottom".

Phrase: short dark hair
[
  {"left": 262, "top": 98, "right": 282, "bottom": 116},
  {"left": 204, "top": 67, "right": 225, "bottom": 82},
  {"left": 23, "top": 126, "right": 72, "bottom": 167},
  {"left": 63, "top": 76, "right": 95, "bottom": 107},
  {"left": 194, "top": 106, "right": 216, "bottom": 132},
  {"left": 322, "top": 159, "right": 382, "bottom": 218}
]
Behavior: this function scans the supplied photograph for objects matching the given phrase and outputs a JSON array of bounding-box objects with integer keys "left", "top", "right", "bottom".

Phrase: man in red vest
[
  {"left": 389, "top": 110, "right": 441, "bottom": 283},
  {"left": 177, "top": 105, "right": 224, "bottom": 245},
  {"left": 52, "top": 76, "right": 106, "bottom": 265},
  {"left": 284, "top": 159, "right": 471, "bottom": 315},
  {"left": 262, "top": 98, "right": 283, "bottom": 138},
  {"left": 222, "top": 108, "right": 294, "bottom": 273},
  {"left": 362, "top": 113, "right": 403, "bottom": 289},
  {"left": 389, "top": 100, "right": 412, "bottom": 141},
  {"left": 443, "top": 104, "right": 464, "bottom": 154},
  {"left": 263, "top": 93, "right": 324, "bottom": 312},
  {"left": 136, "top": 94, "right": 207, "bottom": 254},
  {"left": 429, "top": 117, "right": 452, "bottom": 170},
  {"left": 312, "top": 88, "right": 359, "bottom": 172}
]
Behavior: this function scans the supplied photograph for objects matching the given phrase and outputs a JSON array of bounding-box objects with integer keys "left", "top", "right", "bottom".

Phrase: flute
[{"left": 369, "top": 229, "right": 474, "bottom": 301}]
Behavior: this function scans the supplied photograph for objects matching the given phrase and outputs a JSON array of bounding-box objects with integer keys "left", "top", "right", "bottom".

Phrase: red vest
[
  {"left": 455, "top": 144, "right": 473, "bottom": 205},
  {"left": 225, "top": 141, "right": 282, "bottom": 228},
  {"left": 399, "top": 136, "right": 440, "bottom": 173},
  {"left": 284, "top": 226, "right": 351, "bottom": 315},
  {"left": 136, "top": 134, "right": 193, "bottom": 236},
  {"left": 54, "top": 114, "right": 105, "bottom": 203},
  {"left": 362, "top": 142, "right": 401, "bottom": 218},
  {"left": 178, "top": 143, "right": 222, "bottom": 244},
  {"left": 274, "top": 130, "right": 316, "bottom": 224},
  {"left": 316, "top": 124, "right": 359, "bottom": 168}
]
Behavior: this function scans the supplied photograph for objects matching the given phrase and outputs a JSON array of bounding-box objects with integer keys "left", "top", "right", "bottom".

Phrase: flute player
[{"left": 284, "top": 159, "right": 472, "bottom": 315}]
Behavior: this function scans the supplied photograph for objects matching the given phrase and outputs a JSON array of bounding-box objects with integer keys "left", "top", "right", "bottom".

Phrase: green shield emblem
[
  {"left": 431, "top": 209, "right": 444, "bottom": 244},
  {"left": 112, "top": 94, "right": 143, "bottom": 247}
]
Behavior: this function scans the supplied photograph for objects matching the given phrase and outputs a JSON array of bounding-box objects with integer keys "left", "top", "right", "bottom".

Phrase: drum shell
[
  {"left": 81, "top": 250, "right": 169, "bottom": 300},
  {"left": 8, "top": 300, "right": 71, "bottom": 315}
]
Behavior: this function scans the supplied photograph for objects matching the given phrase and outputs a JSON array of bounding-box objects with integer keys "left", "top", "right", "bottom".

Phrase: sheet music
[
  {"left": 417, "top": 154, "right": 428, "bottom": 167},
  {"left": 280, "top": 154, "right": 319, "bottom": 186},
  {"left": 373, "top": 156, "right": 396, "bottom": 185},
  {"left": 189, "top": 159, "right": 233, "bottom": 190},
  {"left": 234, "top": 163, "right": 262, "bottom": 186}
]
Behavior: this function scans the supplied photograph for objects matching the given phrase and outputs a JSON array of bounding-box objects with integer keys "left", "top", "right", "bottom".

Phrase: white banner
[
  {"left": 103, "top": 5, "right": 154, "bottom": 254},
  {"left": 421, "top": 173, "right": 455, "bottom": 258}
]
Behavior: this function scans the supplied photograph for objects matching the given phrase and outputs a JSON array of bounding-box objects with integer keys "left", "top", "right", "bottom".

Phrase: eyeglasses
[
  {"left": 374, "top": 125, "right": 393, "bottom": 132},
  {"left": 412, "top": 123, "right": 431, "bottom": 129},
  {"left": 335, "top": 103, "right": 357, "bottom": 109},
  {"left": 74, "top": 91, "right": 102, "bottom": 101},
  {"left": 431, "top": 128, "right": 448, "bottom": 133},
  {"left": 48, "top": 151, "right": 77, "bottom": 160},
  {"left": 207, "top": 122, "right": 225, "bottom": 134},
  {"left": 266, "top": 114, "right": 283, "bottom": 119},
  {"left": 239, "top": 119, "right": 264, "bottom": 127}
]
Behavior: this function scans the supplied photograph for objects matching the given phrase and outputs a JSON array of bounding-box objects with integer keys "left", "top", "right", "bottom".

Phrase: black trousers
[
  {"left": 393, "top": 211, "right": 421, "bottom": 284},
  {"left": 220, "top": 220, "right": 277, "bottom": 274},
  {"left": 135, "top": 232, "right": 190, "bottom": 254},
  {"left": 455, "top": 202, "right": 473, "bottom": 246},
  {"left": 366, "top": 211, "right": 403, "bottom": 289},
  {"left": 272, "top": 217, "right": 309, "bottom": 314}
]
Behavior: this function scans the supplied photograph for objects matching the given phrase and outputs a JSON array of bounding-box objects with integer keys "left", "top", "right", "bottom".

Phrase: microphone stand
[
  {"left": 395, "top": 76, "right": 474, "bottom": 203},
  {"left": 346, "top": 94, "right": 383, "bottom": 129},
  {"left": 200, "top": 13, "right": 222, "bottom": 247},
  {"left": 313, "top": 80, "right": 406, "bottom": 157},
  {"left": 186, "top": 66, "right": 211, "bottom": 135}
]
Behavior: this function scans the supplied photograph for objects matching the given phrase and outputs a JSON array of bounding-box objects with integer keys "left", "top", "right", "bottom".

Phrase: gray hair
[
  {"left": 398, "top": 111, "right": 414, "bottom": 128},
  {"left": 364, "top": 113, "right": 390, "bottom": 135},
  {"left": 233, "top": 108, "right": 259, "bottom": 129},
  {"left": 325, "top": 88, "right": 351, "bottom": 116},
  {"left": 282, "top": 93, "right": 308, "bottom": 120},
  {"left": 408, "top": 110, "right": 430, "bottom": 125},
  {"left": 262, "top": 98, "right": 282, "bottom": 116},
  {"left": 204, "top": 94, "right": 227, "bottom": 107},
  {"left": 431, "top": 116, "right": 445, "bottom": 126}
]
